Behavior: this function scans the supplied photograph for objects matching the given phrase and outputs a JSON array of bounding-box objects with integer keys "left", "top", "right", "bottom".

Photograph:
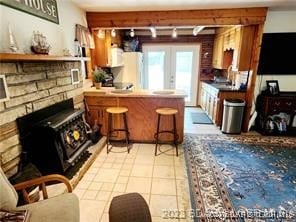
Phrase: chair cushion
[
  {"left": 109, "top": 192, "right": 151, "bottom": 222},
  {"left": 0, "top": 167, "right": 18, "bottom": 210},
  {"left": 17, "top": 193, "right": 79, "bottom": 222}
]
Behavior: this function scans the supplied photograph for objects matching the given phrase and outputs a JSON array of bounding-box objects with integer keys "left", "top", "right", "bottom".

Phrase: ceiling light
[
  {"left": 111, "top": 28, "right": 116, "bottom": 37},
  {"left": 172, "top": 28, "right": 177, "bottom": 38},
  {"left": 193, "top": 26, "right": 205, "bottom": 36},
  {"left": 130, "top": 28, "right": 135, "bottom": 37},
  {"left": 97, "top": 29, "right": 105, "bottom": 39}
]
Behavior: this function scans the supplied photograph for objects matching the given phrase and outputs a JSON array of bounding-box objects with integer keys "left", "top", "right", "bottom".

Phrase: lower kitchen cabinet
[
  {"left": 84, "top": 95, "right": 185, "bottom": 143},
  {"left": 199, "top": 82, "right": 246, "bottom": 127},
  {"left": 200, "top": 83, "right": 219, "bottom": 124},
  {"left": 84, "top": 96, "right": 118, "bottom": 135}
]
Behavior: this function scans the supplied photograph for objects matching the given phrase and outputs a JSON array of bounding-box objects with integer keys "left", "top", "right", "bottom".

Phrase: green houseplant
[{"left": 92, "top": 67, "right": 106, "bottom": 89}]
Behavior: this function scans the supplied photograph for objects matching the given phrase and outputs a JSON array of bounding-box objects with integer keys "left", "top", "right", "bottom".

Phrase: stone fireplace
[{"left": 0, "top": 60, "right": 89, "bottom": 177}]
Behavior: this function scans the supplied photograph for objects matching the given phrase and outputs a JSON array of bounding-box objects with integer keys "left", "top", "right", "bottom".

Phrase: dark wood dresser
[{"left": 256, "top": 92, "right": 296, "bottom": 136}]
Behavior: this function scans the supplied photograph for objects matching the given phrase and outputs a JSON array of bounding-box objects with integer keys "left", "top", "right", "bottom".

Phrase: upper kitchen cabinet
[
  {"left": 212, "top": 26, "right": 255, "bottom": 71},
  {"left": 92, "top": 30, "right": 122, "bottom": 67},
  {"left": 232, "top": 26, "right": 256, "bottom": 71},
  {"left": 212, "top": 35, "right": 224, "bottom": 69}
]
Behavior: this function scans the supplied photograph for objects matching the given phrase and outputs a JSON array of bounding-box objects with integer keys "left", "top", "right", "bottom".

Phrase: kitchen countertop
[
  {"left": 202, "top": 80, "right": 246, "bottom": 92},
  {"left": 83, "top": 87, "right": 187, "bottom": 98}
]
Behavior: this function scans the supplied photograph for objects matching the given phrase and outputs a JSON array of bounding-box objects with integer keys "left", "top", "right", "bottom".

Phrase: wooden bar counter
[{"left": 83, "top": 88, "right": 186, "bottom": 143}]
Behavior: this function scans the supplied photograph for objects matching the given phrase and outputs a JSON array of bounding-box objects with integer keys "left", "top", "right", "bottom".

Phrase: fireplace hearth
[{"left": 17, "top": 99, "right": 92, "bottom": 175}]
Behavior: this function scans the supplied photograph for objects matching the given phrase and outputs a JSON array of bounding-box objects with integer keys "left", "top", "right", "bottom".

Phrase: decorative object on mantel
[
  {"left": 31, "top": 31, "right": 51, "bottom": 54},
  {"left": 92, "top": 67, "right": 106, "bottom": 89},
  {"left": 74, "top": 38, "right": 82, "bottom": 57},
  {"left": 8, "top": 24, "right": 22, "bottom": 53}
]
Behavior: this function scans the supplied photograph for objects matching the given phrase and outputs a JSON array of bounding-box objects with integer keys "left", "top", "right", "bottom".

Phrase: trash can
[{"left": 221, "top": 99, "right": 245, "bottom": 134}]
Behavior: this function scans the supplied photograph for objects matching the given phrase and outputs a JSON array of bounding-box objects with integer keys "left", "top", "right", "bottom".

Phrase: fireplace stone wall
[{"left": 0, "top": 61, "right": 89, "bottom": 177}]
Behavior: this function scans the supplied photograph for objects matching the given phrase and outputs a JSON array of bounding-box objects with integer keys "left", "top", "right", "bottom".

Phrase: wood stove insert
[{"left": 17, "top": 99, "right": 92, "bottom": 175}]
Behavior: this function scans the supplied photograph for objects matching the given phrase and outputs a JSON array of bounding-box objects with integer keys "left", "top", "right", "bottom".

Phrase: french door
[{"left": 142, "top": 44, "right": 200, "bottom": 106}]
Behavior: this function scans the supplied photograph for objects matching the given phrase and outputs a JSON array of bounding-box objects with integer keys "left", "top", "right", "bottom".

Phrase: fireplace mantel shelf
[{"left": 0, "top": 53, "right": 90, "bottom": 62}]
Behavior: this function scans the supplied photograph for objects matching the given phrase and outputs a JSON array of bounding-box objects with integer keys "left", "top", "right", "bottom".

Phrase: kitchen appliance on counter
[
  {"left": 100, "top": 67, "right": 114, "bottom": 87},
  {"left": 112, "top": 52, "right": 143, "bottom": 89}
]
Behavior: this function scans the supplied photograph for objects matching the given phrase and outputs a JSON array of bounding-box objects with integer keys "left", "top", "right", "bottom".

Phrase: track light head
[
  {"left": 111, "top": 28, "right": 116, "bottom": 37},
  {"left": 172, "top": 28, "right": 177, "bottom": 38},
  {"left": 193, "top": 26, "right": 205, "bottom": 36},
  {"left": 130, "top": 28, "right": 135, "bottom": 37},
  {"left": 97, "top": 29, "right": 105, "bottom": 39}
]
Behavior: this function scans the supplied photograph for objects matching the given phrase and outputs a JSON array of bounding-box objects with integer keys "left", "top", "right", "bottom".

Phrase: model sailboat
[
  {"left": 31, "top": 31, "right": 51, "bottom": 54},
  {"left": 8, "top": 24, "right": 21, "bottom": 53}
]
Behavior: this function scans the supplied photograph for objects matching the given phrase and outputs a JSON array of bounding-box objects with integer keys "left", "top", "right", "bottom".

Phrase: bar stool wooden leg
[
  {"left": 107, "top": 113, "right": 112, "bottom": 154},
  {"left": 123, "top": 113, "right": 130, "bottom": 153},
  {"left": 155, "top": 114, "right": 161, "bottom": 156},
  {"left": 173, "top": 114, "right": 178, "bottom": 156}
]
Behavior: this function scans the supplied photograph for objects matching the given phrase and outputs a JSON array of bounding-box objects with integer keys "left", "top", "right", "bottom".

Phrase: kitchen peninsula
[{"left": 84, "top": 88, "right": 186, "bottom": 143}]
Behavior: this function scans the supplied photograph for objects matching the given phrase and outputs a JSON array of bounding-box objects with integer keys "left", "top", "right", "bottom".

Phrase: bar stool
[
  {"left": 106, "top": 107, "right": 130, "bottom": 154},
  {"left": 154, "top": 108, "right": 179, "bottom": 156}
]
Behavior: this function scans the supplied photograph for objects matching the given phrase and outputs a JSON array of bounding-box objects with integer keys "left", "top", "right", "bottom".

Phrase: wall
[
  {"left": 0, "top": 1, "right": 91, "bottom": 177},
  {"left": 0, "top": 1, "right": 87, "bottom": 55},
  {"left": 254, "top": 10, "right": 296, "bottom": 97},
  {"left": 0, "top": 61, "right": 89, "bottom": 177}
]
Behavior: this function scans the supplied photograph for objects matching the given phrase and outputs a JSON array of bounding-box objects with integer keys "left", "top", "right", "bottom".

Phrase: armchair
[{"left": 0, "top": 167, "right": 79, "bottom": 222}]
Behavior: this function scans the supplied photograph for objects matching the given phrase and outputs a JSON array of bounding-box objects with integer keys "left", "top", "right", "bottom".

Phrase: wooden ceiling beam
[{"left": 86, "top": 7, "right": 267, "bottom": 28}]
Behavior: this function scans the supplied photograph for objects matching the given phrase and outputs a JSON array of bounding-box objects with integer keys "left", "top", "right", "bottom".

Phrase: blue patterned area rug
[{"left": 183, "top": 134, "right": 296, "bottom": 222}]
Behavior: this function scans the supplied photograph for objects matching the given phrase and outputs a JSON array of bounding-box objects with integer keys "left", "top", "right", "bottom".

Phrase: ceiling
[{"left": 71, "top": 0, "right": 296, "bottom": 12}]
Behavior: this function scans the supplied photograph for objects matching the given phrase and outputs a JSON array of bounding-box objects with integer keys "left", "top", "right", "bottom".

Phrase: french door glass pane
[
  {"left": 175, "top": 52, "right": 193, "bottom": 102},
  {"left": 147, "top": 52, "right": 165, "bottom": 90}
]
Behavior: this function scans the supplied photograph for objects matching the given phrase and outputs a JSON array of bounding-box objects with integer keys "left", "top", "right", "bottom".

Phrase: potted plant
[{"left": 92, "top": 67, "right": 106, "bottom": 89}]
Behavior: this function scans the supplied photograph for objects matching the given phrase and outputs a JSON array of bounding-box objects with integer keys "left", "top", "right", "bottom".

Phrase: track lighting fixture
[
  {"left": 111, "top": 28, "right": 116, "bottom": 37},
  {"left": 172, "top": 27, "right": 177, "bottom": 38},
  {"left": 193, "top": 26, "right": 205, "bottom": 36},
  {"left": 130, "top": 28, "right": 135, "bottom": 37},
  {"left": 150, "top": 27, "right": 157, "bottom": 38}
]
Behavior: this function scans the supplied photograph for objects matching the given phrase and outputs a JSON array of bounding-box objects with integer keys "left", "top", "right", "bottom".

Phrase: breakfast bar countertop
[{"left": 83, "top": 87, "right": 187, "bottom": 98}]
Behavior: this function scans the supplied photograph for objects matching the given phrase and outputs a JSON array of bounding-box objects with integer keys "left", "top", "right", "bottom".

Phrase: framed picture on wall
[
  {"left": 266, "top": 80, "right": 280, "bottom": 95},
  {"left": 0, "top": 75, "right": 9, "bottom": 102}
]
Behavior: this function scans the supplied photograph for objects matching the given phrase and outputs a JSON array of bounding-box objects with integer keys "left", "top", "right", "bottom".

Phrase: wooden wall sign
[{"left": 0, "top": 0, "right": 59, "bottom": 24}]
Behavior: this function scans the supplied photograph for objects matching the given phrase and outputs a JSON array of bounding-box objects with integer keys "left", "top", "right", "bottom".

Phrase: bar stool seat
[
  {"left": 156, "top": 108, "right": 178, "bottom": 115},
  {"left": 154, "top": 107, "right": 179, "bottom": 156},
  {"left": 106, "top": 107, "right": 130, "bottom": 154},
  {"left": 106, "top": 107, "right": 128, "bottom": 114}
]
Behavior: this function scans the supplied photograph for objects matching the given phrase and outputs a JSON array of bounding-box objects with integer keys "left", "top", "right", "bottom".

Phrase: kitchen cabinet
[
  {"left": 200, "top": 82, "right": 219, "bottom": 123},
  {"left": 212, "top": 26, "right": 255, "bottom": 71},
  {"left": 232, "top": 26, "right": 255, "bottom": 71},
  {"left": 223, "top": 29, "right": 236, "bottom": 51},
  {"left": 199, "top": 82, "right": 246, "bottom": 127},
  {"left": 92, "top": 30, "right": 122, "bottom": 67},
  {"left": 84, "top": 93, "right": 185, "bottom": 143},
  {"left": 212, "top": 35, "right": 224, "bottom": 69},
  {"left": 84, "top": 96, "right": 118, "bottom": 135}
]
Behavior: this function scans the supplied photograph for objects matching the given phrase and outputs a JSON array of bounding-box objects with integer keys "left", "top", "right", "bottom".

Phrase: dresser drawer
[{"left": 266, "top": 98, "right": 295, "bottom": 114}]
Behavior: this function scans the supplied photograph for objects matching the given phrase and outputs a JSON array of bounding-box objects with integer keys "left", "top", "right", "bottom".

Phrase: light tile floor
[{"left": 75, "top": 107, "right": 225, "bottom": 222}]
